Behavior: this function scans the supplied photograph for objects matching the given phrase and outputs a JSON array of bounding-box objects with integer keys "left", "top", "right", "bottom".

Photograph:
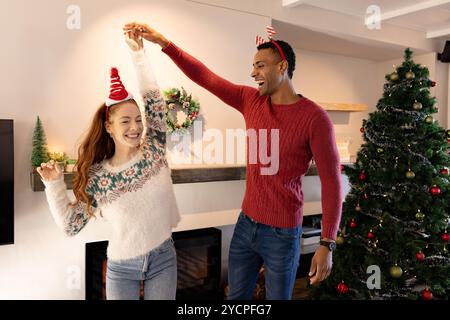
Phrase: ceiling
[
  {"left": 282, "top": 0, "right": 450, "bottom": 39},
  {"left": 273, "top": 20, "right": 428, "bottom": 61}
]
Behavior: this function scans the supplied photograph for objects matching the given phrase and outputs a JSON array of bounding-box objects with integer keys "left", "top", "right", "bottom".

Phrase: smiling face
[
  {"left": 105, "top": 100, "right": 143, "bottom": 149},
  {"left": 251, "top": 48, "right": 286, "bottom": 96}
]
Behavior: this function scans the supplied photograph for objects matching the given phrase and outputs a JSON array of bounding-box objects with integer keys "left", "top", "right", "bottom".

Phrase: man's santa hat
[{"left": 105, "top": 67, "right": 133, "bottom": 120}]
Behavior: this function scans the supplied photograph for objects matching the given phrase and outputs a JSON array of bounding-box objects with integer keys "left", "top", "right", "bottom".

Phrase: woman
[{"left": 37, "top": 31, "right": 180, "bottom": 300}]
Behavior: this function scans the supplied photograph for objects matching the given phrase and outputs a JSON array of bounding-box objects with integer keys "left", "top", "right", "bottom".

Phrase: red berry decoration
[
  {"left": 367, "top": 231, "right": 375, "bottom": 239},
  {"left": 430, "top": 185, "right": 441, "bottom": 196},
  {"left": 421, "top": 288, "right": 433, "bottom": 300},
  {"left": 440, "top": 168, "right": 449, "bottom": 175},
  {"left": 336, "top": 281, "right": 349, "bottom": 295},
  {"left": 349, "top": 219, "right": 357, "bottom": 229},
  {"left": 416, "top": 251, "right": 425, "bottom": 261},
  {"left": 441, "top": 232, "right": 450, "bottom": 242},
  {"left": 359, "top": 171, "right": 366, "bottom": 181},
  {"left": 431, "top": 81, "right": 436, "bottom": 87},
  {"left": 360, "top": 127, "right": 365, "bottom": 133}
]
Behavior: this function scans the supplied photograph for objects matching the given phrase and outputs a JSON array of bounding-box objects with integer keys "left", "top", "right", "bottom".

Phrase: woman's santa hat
[{"left": 105, "top": 67, "right": 133, "bottom": 120}]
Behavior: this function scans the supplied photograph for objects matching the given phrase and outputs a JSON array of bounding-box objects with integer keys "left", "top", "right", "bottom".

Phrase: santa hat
[{"left": 105, "top": 67, "right": 133, "bottom": 107}]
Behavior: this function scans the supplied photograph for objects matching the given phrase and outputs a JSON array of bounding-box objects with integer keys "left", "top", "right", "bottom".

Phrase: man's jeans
[
  {"left": 106, "top": 237, "right": 177, "bottom": 300},
  {"left": 228, "top": 211, "right": 302, "bottom": 300}
]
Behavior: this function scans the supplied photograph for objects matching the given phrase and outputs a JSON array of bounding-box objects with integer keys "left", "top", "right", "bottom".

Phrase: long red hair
[{"left": 72, "top": 101, "right": 136, "bottom": 217}]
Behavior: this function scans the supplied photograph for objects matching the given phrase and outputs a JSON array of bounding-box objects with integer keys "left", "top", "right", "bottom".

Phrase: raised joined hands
[{"left": 123, "top": 22, "right": 170, "bottom": 48}]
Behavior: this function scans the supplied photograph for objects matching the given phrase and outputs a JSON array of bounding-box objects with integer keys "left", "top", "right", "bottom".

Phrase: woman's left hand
[{"left": 124, "top": 30, "right": 143, "bottom": 51}]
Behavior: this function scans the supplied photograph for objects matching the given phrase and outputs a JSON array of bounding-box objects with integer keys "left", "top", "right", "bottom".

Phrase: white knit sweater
[{"left": 43, "top": 50, "right": 181, "bottom": 261}]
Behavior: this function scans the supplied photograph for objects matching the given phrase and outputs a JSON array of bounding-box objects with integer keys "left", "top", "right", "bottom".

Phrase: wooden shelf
[
  {"left": 31, "top": 163, "right": 351, "bottom": 191},
  {"left": 174, "top": 209, "right": 239, "bottom": 232},
  {"left": 318, "top": 102, "right": 368, "bottom": 112}
]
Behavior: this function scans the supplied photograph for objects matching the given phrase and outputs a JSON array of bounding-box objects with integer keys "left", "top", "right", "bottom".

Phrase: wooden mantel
[
  {"left": 30, "top": 163, "right": 350, "bottom": 192},
  {"left": 318, "top": 102, "right": 368, "bottom": 112}
]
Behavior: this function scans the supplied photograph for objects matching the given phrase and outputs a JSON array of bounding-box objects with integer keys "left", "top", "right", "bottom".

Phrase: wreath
[{"left": 163, "top": 87, "right": 200, "bottom": 134}]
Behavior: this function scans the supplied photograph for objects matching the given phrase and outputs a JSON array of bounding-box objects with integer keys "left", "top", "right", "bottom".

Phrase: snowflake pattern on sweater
[{"left": 88, "top": 90, "right": 167, "bottom": 206}]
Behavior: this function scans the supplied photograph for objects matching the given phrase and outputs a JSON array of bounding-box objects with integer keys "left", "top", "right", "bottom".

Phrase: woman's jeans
[
  {"left": 228, "top": 212, "right": 302, "bottom": 300},
  {"left": 106, "top": 237, "right": 177, "bottom": 300}
]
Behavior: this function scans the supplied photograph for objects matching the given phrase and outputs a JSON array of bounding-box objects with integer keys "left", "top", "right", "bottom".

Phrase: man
[{"left": 124, "top": 22, "right": 342, "bottom": 300}]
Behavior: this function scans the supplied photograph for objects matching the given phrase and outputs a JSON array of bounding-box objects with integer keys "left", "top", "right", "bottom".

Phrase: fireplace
[{"left": 85, "top": 227, "right": 222, "bottom": 300}]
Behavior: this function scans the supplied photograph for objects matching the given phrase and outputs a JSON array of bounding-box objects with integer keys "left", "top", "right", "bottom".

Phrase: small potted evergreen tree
[{"left": 31, "top": 116, "right": 49, "bottom": 171}]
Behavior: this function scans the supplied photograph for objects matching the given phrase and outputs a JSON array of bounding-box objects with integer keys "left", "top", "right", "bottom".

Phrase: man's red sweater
[{"left": 162, "top": 43, "right": 342, "bottom": 240}]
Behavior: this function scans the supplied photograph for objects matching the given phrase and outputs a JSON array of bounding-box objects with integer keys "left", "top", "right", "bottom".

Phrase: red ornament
[
  {"left": 416, "top": 251, "right": 425, "bottom": 261},
  {"left": 340, "top": 164, "right": 345, "bottom": 172},
  {"left": 349, "top": 219, "right": 357, "bottom": 229},
  {"left": 367, "top": 231, "right": 375, "bottom": 239},
  {"left": 448, "top": 138, "right": 450, "bottom": 145},
  {"left": 440, "top": 168, "right": 449, "bottom": 175},
  {"left": 359, "top": 172, "right": 366, "bottom": 181},
  {"left": 364, "top": 193, "right": 369, "bottom": 200},
  {"left": 360, "top": 127, "right": 365, "bottom": 133},
  {"left": 336, "top": 281, "right": 349, "bottom": 295},
  {"left": 421, "top": 288, "right": 433, "bottom": 300},
  {"left": 431, "top": 81, "right": 436, "bottom": 87},
  {"left": 441, "top": 232, "right": 450, "bottom": 242},
  {"left": 430, "top": 185, "right": 441, "bottom": 196}
]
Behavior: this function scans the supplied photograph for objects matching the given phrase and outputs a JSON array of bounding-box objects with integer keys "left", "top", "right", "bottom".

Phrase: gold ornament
[
  {"left": 406, "top": 169, "right": 415, "bottom": 179},
  {"left": 336, "top": 236, "right": 345, "bottom": 245},
  {"left": 413, "top": 101, "right": 422, "bottom": 110},
  {"left": 389, "top": 264, "right": 403, "bottom": 278},
  {"left": 425, "top": 116, "right": 434, "bottom": 124},
  {"left": 355, "top": 205, "right": 361, "bottom": 212},
  {"left": 389, "top": 72, "right": 399, "bottom": 81},
  {"left": 377, "top": 148, "right": 384, "bottom": 153},
  {"left": 415, "top": 209, "right": 425, "bottom": 221},
  {"left": 405, "top": 71, "right": 415, "bottom": 80}
]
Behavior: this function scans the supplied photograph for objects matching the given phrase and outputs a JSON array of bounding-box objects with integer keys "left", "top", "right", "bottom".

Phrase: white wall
[{"left": 293, "top": 49, "right": 379, "bottom": 158}]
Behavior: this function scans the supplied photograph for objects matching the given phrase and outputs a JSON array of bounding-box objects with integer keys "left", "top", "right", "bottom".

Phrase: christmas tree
[
  {"left": 311, "top": 49, "right": 450, "bottom": 300},
  {"left": 31, "top": 116, "right": 49, "bottom": 168}
]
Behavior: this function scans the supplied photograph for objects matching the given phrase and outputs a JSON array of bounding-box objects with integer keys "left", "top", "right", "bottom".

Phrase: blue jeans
[
  {"left": 106, "top": 237, "right": 177, "bottom": 300},
  {"left": 228, "top": 212, "right": 302, "bottom": 300}
]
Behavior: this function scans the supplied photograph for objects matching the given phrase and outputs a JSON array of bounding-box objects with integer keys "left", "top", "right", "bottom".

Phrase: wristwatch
[{"left": 320, "top": 240, "right": 336, "bottom": 252}]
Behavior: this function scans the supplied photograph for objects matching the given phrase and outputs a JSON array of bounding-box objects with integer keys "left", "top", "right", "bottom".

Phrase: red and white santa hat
[{"left": 105, "top": 67, "right": 133, "bottom": 107}]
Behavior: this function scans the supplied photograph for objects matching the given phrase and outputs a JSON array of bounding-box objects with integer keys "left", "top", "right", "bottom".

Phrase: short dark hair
[{"left": 257, "top": 40, "right": 296, "bottom": 79}]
